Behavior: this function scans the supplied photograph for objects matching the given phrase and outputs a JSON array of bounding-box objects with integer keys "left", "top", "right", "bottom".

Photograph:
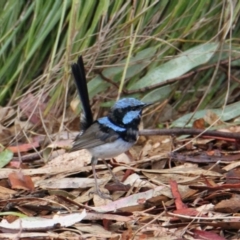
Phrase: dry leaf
[
  {"left": 193, "top": 118, "right": 205, "bottom": 129},
  {"left": 0, "top": 186, "right": 16, "bottom": 200},
  {"left": 37, "top": 177, "right": 111, "bottom": 189},
  {"left": 18, "top": 93, "right": 48, "bottom": 125},
  {"left": 0, "top": 210, "right": 86, "bottom": 231},
  {"left": 204, "top": 110, "right": 224, "bottom": 126},
  {"left": 7, "top": 141, "right": 40, "bottom": 153},
  {"left": 8, "top": 171, "right": 34, "bottom": 191},
  {"left": 215, "top": 195, "right": 240, "bottom": 213},
  {"left": 124, "top": 173, "right": 157, "bottom": 188},
  {"left": 90, "top": 186, "right": 165, "bottom": 213}
]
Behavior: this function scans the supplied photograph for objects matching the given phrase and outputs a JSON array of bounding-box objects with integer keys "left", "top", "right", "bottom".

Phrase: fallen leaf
[
  {"left": 0, "top": 210, "right": 86, "bottom": 231},
  {"left": 114, "top": 153, "right": 131, "bottom": 164},
  {"left": 0, "top": 150, "right": 92, "bottom": 179},
  {"left": 193, "top": 118, "right": 205, "bottom": 129},
  {"left": 0, "top": 186, "right": 16, "bottom": 200},
  {"left": 0, "top": 233, "right": 65, "bottom": 239},
  {"left": 143, "top": 172, "right": 199, "bottom": 184},
  {"left": 196, "top": 203, "right": 215, "bottom": 213},
  {"left": 194, "top": 229, "right": 226, "bottom": 240},
  {"left": 18, "top": 93, "right": 48, "bottom": 125},
  {"left": 170, "top": 180, "right": 187, "bottom": 210},
  {"left": 124, "top": 173, "right": 157, "bottom": 188},
  {"left": 74, "top": 222, "right": 118, "bottom": 238},
  {"left": 226, "top": 168, "right": 240, "bottom": 184},
  {"left": 141, "top": 163, "right": 222, "bottom": 177},
  {"left": 90, "top": 186, "right": 165, "bottom": 213},
  {"left": 223, "top": 161, "right": 240, "bottom": 172},
  {"left": 8, "top": 171, "right": 34, "bottom": 191},
  {"left": 173, "top": 208, "right": 201, "bottom": 217},
  {"left": 204, "top": 110, "right": 225, "bottom": 126},
  {"left": 7, "top": 141, "right": 39, "bottom": 153},
  {"left": 84, "top": 212, "right": 132, "bottom": 222},
  {"left": 37, "top": 177, "right": 111, "bottom": 189},
  {"left": 114, "top": 163, "right": 222, "bottom": 177},
  {"left": 0, "top": 149, "right": 13, "bottom": 168},
  {"left": 215, "top": 194, "right": 240, "bottom": 213}
]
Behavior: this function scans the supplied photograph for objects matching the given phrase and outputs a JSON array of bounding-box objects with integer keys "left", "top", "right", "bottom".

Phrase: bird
[{"left": 70, "top": 56, "right": 150, "bottom": 199}]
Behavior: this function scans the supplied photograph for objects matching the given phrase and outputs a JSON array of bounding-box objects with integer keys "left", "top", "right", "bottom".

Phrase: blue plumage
[
  {"left": 73, "top": 97, "right": 148, "bottom": 153},
  {"left": 122, "top": 110, "right": 141, "bottom": 124},
  {"left": 112, "top": 98, "right": 145, "bottom": 110},
  {"left": 98, "top": 117, "right": 125, "bottom": 132}
]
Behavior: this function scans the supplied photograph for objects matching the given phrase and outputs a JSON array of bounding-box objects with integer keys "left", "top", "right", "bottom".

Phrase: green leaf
[
  {"left": 88, "top": 47, "right": 157, "bottom": 97},
  {"left": 0, "top": 211, "right": 27, "bottom": 218},
  {"left": 129, "top": 42, "right": 219, "bottom": 90},
  {"left": 0, "top": 149, "right": 13, "bottom": 168},
  {"left": 172, "top": 101, "right": 240, "bottom": 127},
  {"left": 105, "top": 47, "right": 157, "bottom": 79},
  {"left": 88, "top": 75, "right": 108, "bottom": 99},
  {"left": 141, "top": 85, "right": 174, "bottom": 103},
  {"left": 209, "top": 44, "right": 240, "bottom": 66}
]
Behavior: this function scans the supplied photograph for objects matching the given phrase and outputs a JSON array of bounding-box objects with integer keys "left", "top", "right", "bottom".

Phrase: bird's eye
[{"left": 132, "top": 105, "right": 143, "bottom": 111}]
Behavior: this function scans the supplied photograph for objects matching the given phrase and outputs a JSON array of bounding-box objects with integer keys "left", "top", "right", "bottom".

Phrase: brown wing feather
[{"left": 71, "top": 122, "right": 119, "bottom": 152}]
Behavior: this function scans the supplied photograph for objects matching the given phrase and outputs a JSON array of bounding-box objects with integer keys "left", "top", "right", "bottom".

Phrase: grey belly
[{"left": 88, "top": 138, "right": 133, "bottom": 159}]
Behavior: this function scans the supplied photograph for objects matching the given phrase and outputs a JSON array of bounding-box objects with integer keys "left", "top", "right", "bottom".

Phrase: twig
[{"left": 140, "top": 128, "right": 240, "bottom": 140}]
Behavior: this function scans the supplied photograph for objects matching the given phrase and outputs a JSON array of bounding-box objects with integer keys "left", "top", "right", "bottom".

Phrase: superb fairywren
[{"left": 70, "top": 57, "right": 150, "bottom": 199}]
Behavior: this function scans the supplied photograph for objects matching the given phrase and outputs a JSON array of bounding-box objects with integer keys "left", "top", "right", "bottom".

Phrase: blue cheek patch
[
  {"left": 123, "top": 110, "right": 140, "bottom": 124},
  {"left": 98, "top": 117, "right": 126, "bottom": 132}
]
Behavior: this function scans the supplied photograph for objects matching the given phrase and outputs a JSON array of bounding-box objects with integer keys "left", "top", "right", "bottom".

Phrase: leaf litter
[{"left": 1, "top": 103, "right": 240, "bottom": 239}]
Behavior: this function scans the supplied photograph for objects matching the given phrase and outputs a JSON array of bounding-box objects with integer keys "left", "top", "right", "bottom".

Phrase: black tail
[{"left": 71, "top": 56, "right": 93, "bottom": 130}]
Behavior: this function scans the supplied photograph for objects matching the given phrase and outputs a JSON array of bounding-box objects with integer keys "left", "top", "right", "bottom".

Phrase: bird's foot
[{"left": 112, "top": 176, "right": 123, "bottom": 185}]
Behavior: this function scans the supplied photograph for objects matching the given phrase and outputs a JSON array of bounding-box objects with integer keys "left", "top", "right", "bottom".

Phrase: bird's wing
[{"left": 71, "top": 122, "right": 120, "bottom": 151}]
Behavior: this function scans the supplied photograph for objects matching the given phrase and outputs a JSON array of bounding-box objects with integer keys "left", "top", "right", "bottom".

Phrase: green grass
[{"left": 0, "top": 0, "right": 239, "bottom": 134}]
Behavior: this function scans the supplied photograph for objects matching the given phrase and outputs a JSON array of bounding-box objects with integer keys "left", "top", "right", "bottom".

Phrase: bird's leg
[
  {"left": 90, "top": 157, "right": 112, "bottom": 200},
  {"left": 102, "top": 159, "right": 126, "bottom": 186},
  {"left": 102, "top": 159, "right": 119, "bottom": 183}
]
